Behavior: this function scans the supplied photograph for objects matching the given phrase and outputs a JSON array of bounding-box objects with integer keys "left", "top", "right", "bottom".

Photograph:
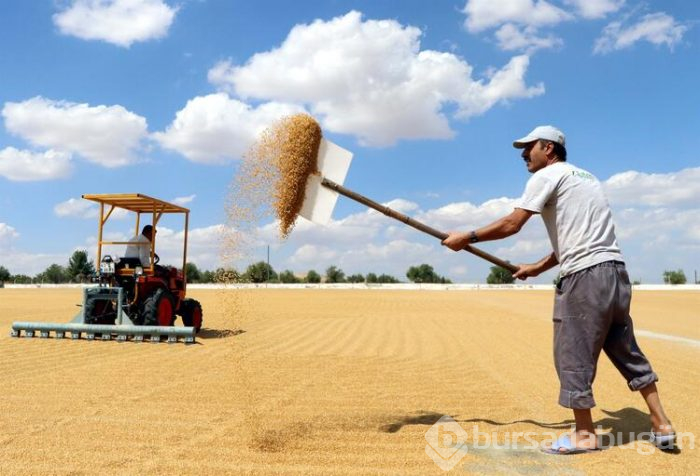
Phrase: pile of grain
[
  {"left": 226, "top": 113, "right": 322, "bottom": 245},
  {"left": 271, "top": 114, "right": 322, "bottom": 238}
]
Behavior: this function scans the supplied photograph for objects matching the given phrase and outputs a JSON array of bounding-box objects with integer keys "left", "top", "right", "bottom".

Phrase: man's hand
[
  {"left": 512, "top": 263, "right": 541, "bottom": 281},
  {"left": 441, "top": 232, "right": 470, "bottom": 251}
]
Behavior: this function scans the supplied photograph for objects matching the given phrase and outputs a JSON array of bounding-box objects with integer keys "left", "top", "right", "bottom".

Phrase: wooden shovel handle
[{"left": 321, "top": 177, "right": 518, "bottom": 274}]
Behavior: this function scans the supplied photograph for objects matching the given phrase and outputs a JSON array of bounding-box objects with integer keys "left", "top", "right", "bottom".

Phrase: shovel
[{"left": 298, "top": 139, "right": 518, "bottom": 274}]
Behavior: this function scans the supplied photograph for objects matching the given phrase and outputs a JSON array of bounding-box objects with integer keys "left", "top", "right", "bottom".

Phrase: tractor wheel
[
  {"left": 84, "top": 297, "right": 117, "bottom": 325},
  {"left": 142, "top": 288, "right": 176, "bottom": 327},
  {"left": 180, "top": 299, "right": 203, "bottom": 332}
]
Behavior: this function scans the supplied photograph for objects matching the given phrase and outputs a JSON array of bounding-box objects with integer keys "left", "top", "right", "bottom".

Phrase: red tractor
[
  {"left": 85, "top": 193, "right": 203, "bottom": 332},
  {"left": 12, "top": 193, "right": 203, "bottom": 343}
]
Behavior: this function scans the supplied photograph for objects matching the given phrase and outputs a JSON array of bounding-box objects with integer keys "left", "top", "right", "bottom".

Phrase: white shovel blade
[{"left": 299, "top": 139, "right": 353, "bottom": 224}]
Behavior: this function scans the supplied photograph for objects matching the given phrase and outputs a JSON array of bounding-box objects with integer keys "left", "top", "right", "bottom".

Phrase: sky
[{"left": 0, "top": 0, "right": 698, "bottom": 284}]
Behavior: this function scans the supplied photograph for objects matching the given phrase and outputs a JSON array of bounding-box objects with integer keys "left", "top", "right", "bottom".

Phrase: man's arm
[
  {"left": 513, "top": 252, "right": 558, "bottom": 280},
  {"left": 441, "top": 208, "right": 535, "bottom": 251}
]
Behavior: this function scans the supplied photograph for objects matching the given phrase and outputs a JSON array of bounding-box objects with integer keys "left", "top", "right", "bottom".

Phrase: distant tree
[
  {"left": 185, "top": 262, "right": 202, "bottom": 283},
  {"left": 406, "top": 264, "right": 438, "bottom": 283},
  {"left": 0, "top": 265, "right": 10, "bottom": 282},
  {"left": 279, "top": 269, "right": 301, "bottom": 283},
  {"left": 663, "top": 269, "right": 687, "bottom": 285},
  {"left": 305, "top": 270, "right": 321, "bottom": 283},
  {"left": 325, "top": 265, "right": 346, "bottom": 283},
  {"left": 39, "top": 264, "right": 68, "bottom": 284},
  {"left": 66, "top": 250, "right": 95, "bottom": 283},
  {"left": 12, "top": 274, "right": 32, "bottom": 284},
  {"left": 486, "top": 265, "right": 515, "bottom": 284},
  {"left": 406, "top": 263, "right": 451, "bottom": 284},
  {"left": 377, "top": 273, "right": 399, "bottom": 283},
  {"left": 366, "top": 272, "right": 378, "bottom": 283},
  {"left": 200, "top": 270, "right": 216, "bottom": 283},
  {"left": 244, "top": 262, "right": 277, "bottom": 283},
  {"left": 346, "top": 273, "right": 365, "bottom": 283}
]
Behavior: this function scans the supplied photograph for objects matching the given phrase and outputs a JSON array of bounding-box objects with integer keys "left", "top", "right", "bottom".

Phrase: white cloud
[
  {"left": 2, "top": 97, "right": 148, "bottom": 167},
  {"left": 462, "top": 0, "right": 572, "bottom": 33},
  {"left": 462, "top": 0, "right": 626, "bottom": 53},
  {"left": 456, "top": 55, "right": 545, "bottom": 118},
  {"left": 0, "top": 223, "right": 20, "bottom": 247},
  {"left": 153, "top": 93, "right": 304, "bottom": 163},
  {"left": 495, "top": 24, "right": 563, "bottom": 53},
  {"left": 54, "top": 196, "right": 131, "bottom": 220},
  {"left": 0, "top": 223, "right": 68, "bottom": 277},
  {"left": 288, "top": 244, "right": 339, "bottom": 267},
  {"left": 53, "top": 0, "right": 178, "bottom": 47},
  {"left": 495, "top": 237, "right": 551, "bottom": 259},
  {"left": 383, "top": 199, "right": 420, "bottom": 214},
  {"left": 286, "top": 239, "right": 437, "bottom": 278},
  {"left": 54, "top": 198, "right": 98, "bottom": 218},
  {"left": 594, "top": 12, "right": 687, "bottom": 54},
  {"left": 564, "top": 0, "right": 625, "bottom": 19},
  {"left": 173, "top": 194, "right": 196, "bottom": 205},
  {"left": 267, "top": 211, "right": 381, "bottom": 251},
  {"left": 353, "top": 240, "right": 432, "bottom": 261},
  {"left": 0, "top": 147, "right": 72, "bottom": 181},
  {"left": 0, "top": 251, "right": 69, "bottom": 277},
  {"left": 604, "top": 167, "right": 700, "bottom": 207},
  {"left": 209, "top": 11, "right": 543, "bottom": 147},
  {"left": 418, "top": 197, "right": 519, "bottom": 231}
]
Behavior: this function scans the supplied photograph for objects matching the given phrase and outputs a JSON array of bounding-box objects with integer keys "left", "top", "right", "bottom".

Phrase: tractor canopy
[{"left": 81, "top": 193, "right": 190, "bottom": 282}]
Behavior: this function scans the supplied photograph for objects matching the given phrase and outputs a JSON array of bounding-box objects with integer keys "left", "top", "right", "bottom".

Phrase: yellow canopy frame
[{"left": 81, "top": 193, "right": 190, "bottom": 281}]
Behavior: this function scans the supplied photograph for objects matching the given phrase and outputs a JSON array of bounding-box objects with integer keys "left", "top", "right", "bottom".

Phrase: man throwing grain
[{"left": 442, "top": 126, "right": 676, "bottom": 454}]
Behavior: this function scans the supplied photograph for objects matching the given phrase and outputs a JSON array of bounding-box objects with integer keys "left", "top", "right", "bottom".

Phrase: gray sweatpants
[{"left": 553, "top": 261, "right": 658, "bottom": 409}]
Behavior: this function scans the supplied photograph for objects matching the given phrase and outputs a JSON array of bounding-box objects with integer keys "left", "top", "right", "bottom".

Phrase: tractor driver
[{"left": 124, "top": 224, "right": 158, "bottom": 268}]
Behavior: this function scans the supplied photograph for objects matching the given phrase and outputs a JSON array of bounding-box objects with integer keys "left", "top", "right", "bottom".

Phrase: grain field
[{"left": 0, "top": 288, "right": 697, "bottom": 475}]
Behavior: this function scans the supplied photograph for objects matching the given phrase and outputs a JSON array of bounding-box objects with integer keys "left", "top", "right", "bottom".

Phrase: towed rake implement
[{"left": 11, "top": 286, "right": 196, "bottom": 344}]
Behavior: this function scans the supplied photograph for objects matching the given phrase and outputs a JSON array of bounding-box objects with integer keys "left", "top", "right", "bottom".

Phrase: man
[
  {"left": 124, "top": 224, "right": 156, "bottom": 267},
  {"left": 442, "top": 126, "right": 675, "bottom": 454}
]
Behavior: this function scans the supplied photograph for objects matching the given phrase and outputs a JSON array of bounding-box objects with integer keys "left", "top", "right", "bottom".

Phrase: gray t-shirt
[{"left": 517, "top": 162, "right": 623, "bottom": 277}]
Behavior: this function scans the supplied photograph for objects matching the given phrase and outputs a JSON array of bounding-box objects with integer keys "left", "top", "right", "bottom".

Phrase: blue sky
[{"left": 0, "top": 0, "right": 698, "bottom": 283}]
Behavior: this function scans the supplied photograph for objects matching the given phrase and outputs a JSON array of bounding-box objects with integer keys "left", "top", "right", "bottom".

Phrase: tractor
[{"left": 11, "top": 193, "right": 202, "bottom": 343}]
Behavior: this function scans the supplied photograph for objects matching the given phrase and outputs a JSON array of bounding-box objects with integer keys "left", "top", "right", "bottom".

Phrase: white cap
[{"left": 513, "top": 125, "right": 565, "bottom": 148}]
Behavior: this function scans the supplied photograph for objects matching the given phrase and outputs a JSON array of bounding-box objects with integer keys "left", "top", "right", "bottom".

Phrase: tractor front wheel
[
  {"left": 142, "top": 288, "right": 175, "bottom": 327},
  {"left": 84, "top": 297, "right": 117, "bottom": 325}
]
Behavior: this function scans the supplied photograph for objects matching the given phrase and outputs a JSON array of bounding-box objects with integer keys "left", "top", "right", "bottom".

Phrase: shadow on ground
[
  {"left": 378, "top": 410, "right": 573, "bottom": 434},
  {"left": 380, "top": 407, "right": 680, "bottom": 453},
  {"left": 197, "top": 328, "right": 246, "bottom": 339}
]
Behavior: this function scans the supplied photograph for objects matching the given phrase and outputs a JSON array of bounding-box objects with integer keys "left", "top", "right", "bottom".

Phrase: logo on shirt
[{"left": 571, "top": 170, "right": 594, "bottom": 180}]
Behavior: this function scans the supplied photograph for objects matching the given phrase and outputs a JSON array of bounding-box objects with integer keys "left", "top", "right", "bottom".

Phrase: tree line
[
  {"left": 0, "top": 250, "right": 96, "bottom": 284},
  {"left": 0, "top": 252, "right": 693, "bottom": 285},
  {"left": 0, "top": 252, "right": 450, "bottom": 285},
  {"left": 185, "top": 262, "right": 452, "bottom": 284}
]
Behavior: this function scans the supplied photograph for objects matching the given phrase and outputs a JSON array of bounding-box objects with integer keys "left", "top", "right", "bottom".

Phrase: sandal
[{"left": 541, "top": 434, "right": 602, "bottom": 455}]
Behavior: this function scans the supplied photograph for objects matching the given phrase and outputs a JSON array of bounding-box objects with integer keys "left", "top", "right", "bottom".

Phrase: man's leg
[
  {"left": 550, "top": 264, "right": 626, "bottom": 452},
  {"left": 640, "top": 383, "right": 674, "bottom": 434},
  {"left": 603, "top": 264, "right": 672, "bottom": 434},
  {"left": 560, "top": 409, "right": 598, "bottom": 451}
]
